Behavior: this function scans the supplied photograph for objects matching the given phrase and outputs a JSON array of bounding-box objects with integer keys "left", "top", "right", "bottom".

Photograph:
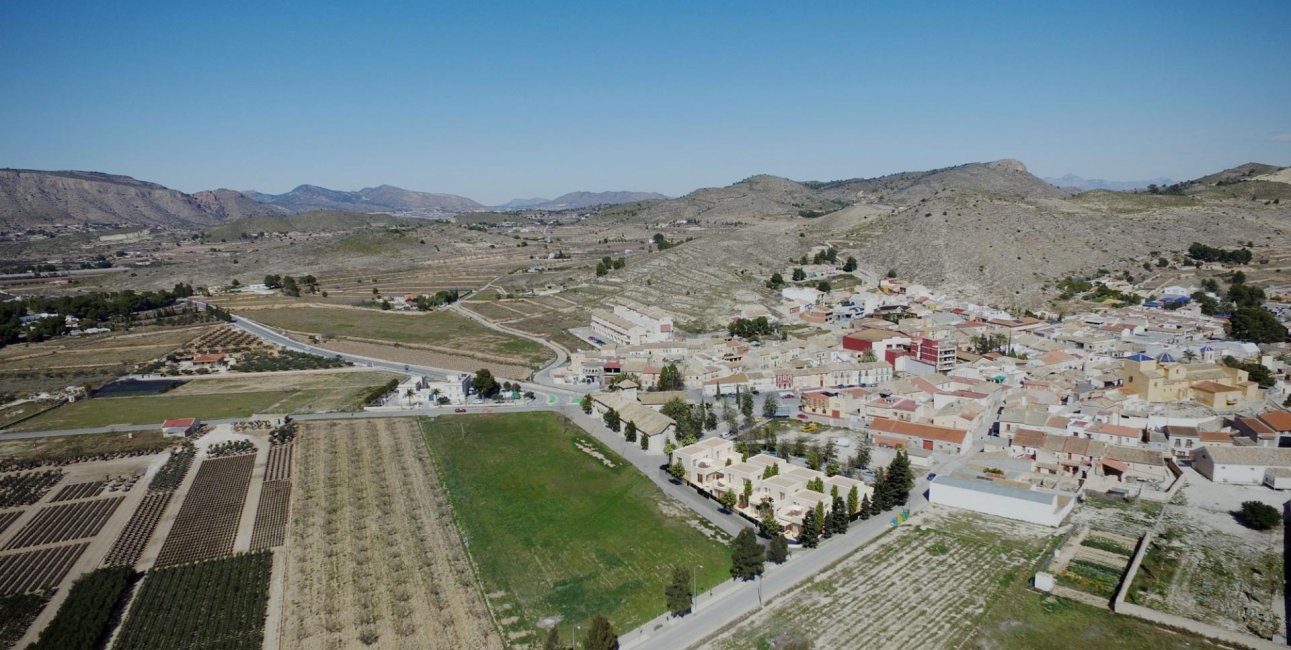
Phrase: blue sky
[{"left": 2, "top": 1, "right": 1289, "bottom": 203}]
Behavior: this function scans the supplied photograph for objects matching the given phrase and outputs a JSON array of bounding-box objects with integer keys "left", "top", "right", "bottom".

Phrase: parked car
[
  {"left": 926, "top": 472, "right": 937, "bottom": 482},
  {"left": 454, "top": 407, "right": 467, "bottom": 413},
  {"left": 796, "top": 413, "right": 808, "bottom": 420}
]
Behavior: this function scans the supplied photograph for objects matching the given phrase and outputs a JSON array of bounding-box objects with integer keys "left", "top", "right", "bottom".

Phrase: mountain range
[
  {"left": 1042, "top": 174, "right": 1175, "bottom": 191},
  {"left": 243, "top": 184, "right": 484, "bottom": 217},
  {"left": 0, "top": 169, "right": 278, "bottom": 229},
  {"left": 495, "top": 191, "right": 669, "bottom": 211}
]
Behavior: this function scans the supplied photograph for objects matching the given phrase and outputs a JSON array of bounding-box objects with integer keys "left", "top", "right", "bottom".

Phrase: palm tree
[
  {"left": 1182, "top": 349, "right": 1198, "bottom": 362},
  {"left": 404, "top": 388, "right": 415, "bottom": 407}
]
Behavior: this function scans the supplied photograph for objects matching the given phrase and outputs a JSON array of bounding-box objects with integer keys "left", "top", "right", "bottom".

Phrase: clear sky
[{"left": 2, "top": 1, "right": 1289, "bottom": 204}]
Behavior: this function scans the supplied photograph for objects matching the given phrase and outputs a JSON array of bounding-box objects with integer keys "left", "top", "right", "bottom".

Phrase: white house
[
  {"left": 928, "top": 475, "right": 1077, "bottom": 527},
  {"left": 1191, "top": 446, "right": 1291, "bottom": 485}
]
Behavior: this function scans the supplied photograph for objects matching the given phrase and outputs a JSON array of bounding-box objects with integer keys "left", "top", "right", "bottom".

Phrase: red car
[
  {"left": 796, "top": 413, "right": 808, "bottom": 420},
  {"left": 454, "top": 407, "right": 467, "bottom": 413}
]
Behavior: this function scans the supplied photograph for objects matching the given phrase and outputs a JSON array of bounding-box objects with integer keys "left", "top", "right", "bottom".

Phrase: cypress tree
[
  {"left": 767, "top": 533, "right": 789, "bottom": 564},
  {"left": 814, "top": 501, "right": 826, "bottom": 536},
  {"left": 729, "top": 528, "right": 765, "bottom": 581},
  {"left": 859, "top": 494, "right": 872, "bottom": 520},
  {"left": 664, "top": 566, "right": 692, "bottom": 616},
  {"left": 847, "top": 486, "right": 859, "bottom": 517},
  {"left": 832, "top": 496, "right": 849, "bottom": 534},
  {"left": 583, "top": 615, "right": 618, "bottom": 650},
  {"left": 800, "top": 509, "right": 819, "bottom": 548}
]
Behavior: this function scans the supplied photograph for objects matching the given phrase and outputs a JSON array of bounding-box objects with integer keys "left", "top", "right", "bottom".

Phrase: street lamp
[{"left": 691, "top": 564, "right": 703, "bottom": 607}]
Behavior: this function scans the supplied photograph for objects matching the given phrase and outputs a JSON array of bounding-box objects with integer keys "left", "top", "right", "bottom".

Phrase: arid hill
[{"left": 0, "top": 169, "right": 280, "bottom": 229}]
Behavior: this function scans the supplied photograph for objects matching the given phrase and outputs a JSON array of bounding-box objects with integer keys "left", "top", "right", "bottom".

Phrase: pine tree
[
  {"left": 729, "top": 528, "right": 765, "bottom": 581},
  {"left": 603, "top": 408, "right": 621, "bottom": 432},
  {"left": 582, "top": 615, "right": 618, "bottom": 650},
  {"left": 665, "top": 566, "right": 692, "bottom": 617},
  {"left": 768, "top": 533, "right": 789, "bottom": 564},
  {"left": 832, "top": 496, "right": 849, "bottom": 534},
  {"left": 859, "top": 494, "right": 872, "bottom": 520},
  {"left": 799, "top": 509, "right": 819, "bottom": 548}
]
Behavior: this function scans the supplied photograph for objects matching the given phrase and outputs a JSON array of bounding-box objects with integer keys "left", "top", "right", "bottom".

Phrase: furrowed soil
[{"left": 280, "top": 418, "right": 499, "bottom": 650}]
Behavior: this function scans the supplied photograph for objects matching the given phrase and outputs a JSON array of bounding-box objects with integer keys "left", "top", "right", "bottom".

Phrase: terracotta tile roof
[
  {"left": 1011, "top": 429, "right": 1045, "bottom": 448},
  {"left": 1090, "top": 423, "right": 1141, "bottom": 439},
  {"left": 868, "top": 417, "right": 967, "bottom": 445},
  {"left": 1258, "top": 410, "right": 1291, "bottom": 432},
  {"left": 1191, "top": 380, "right": 1240, "bottom": 394}
]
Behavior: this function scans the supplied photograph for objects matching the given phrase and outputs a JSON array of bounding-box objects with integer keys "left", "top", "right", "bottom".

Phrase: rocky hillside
[
  {"left": 0, "top": 169, "right": 279, "bottom": 229},
  {"left": 246, "top": 184, "right": 482, "bottom": 217},
  {"left": 562, "top": 159, "right": 1291, "bottom": 319}
]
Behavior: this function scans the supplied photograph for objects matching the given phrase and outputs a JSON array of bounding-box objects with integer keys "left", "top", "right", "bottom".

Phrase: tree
[
  {"left": 543, "top": 626, "right": 562, "bottom": 650},
  {"left": 886, "top": 269, "right": 897, "bottom": 278},
  {"left": 814, "top": 501, "right": 827, "bottom": 537},
  {"left": 853, "top": 439, "right": 872, "bottom": 469},
  {"left": 847, "top": 486, "right": 859, "bottom": 517},
  {"left": 472, "top": 369, "right": 499, "bottom": 398},
  {"left": 816, "top": 280, "right": 831, "bottom": 293},
  {"left": 640, "top": 433, "right": 649, "bottom": 450},
  {"left": 729, "top": 528, "right": 765, "bottom": 581},
  {"left": 842, "top": 256, "right": 857, "bottom": 272},
  {"left": 760, "top": 511, "right": 782, "bottom": 537},
  {"left": 767, "top": 533, "right": 789, "bottom": 564},
  {"left": 832, "top": 496, "right": 849, "bottom": 534},
  {"left": 665, "top": 566, "right": 693, "bottom": 617},
  {"left": 792, "top": 267, "right": 806, "bottom": 282},
  {"left": 624, "top": 420, "right": 637, "bottom": 443},
  {"left": 582, "top": 615, "right": 618, "bottom": 650},
  {"left": 742, "top": 479, "right": 753, "bottom": 509},
  {"left": 263, "top": 274, "right": 282, "bottom": 289},
  {"left": 887, "top": 451, "right": 914, "bottom": 506},
  {"left": 739, "top": 390, "right": 754, "bottom": 421},
  {"left": 766, "top": 272, "right": 784, "bottom": 289},
  {"left": 657, "top": 363, "right": 685, "bottom": 391},
  {"left": 595, "top": 262, "right": 608, "bottom": 277},
  {"left": 668, "top": 460, "right": 685, "bottom": 481},
  {"left": 859, "top": 495, "right": 872, "bottom": 520},
  {"left": 799, "top": 509, "right": 819, "bottom": 548},
  {"left": 1240, "top": 501, "right": 1281, "bottom": 531},
  {"left": 719, "top": 490, "right": 737, "bottom": 513},
  {"left": 1228, "top": 307, "right": 1288, "bottom": 343},
  {"left": 603, "top": 408, "right": 621, "bottom": 432},
  {"left": 762, "top": 392, "right": 780, "bottom": 418}
]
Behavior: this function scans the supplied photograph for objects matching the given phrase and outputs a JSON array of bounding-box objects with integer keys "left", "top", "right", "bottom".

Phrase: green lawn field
[
  {"left": 422, "top": 413, "right": 731, "bottom": 638},
  {"left": 9, "top": 392, "right": 288, "bottom": 431}
]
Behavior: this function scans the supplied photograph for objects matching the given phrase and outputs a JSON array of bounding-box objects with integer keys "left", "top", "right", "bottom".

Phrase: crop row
[
  {"left": 0, "top": 543, "right": 88, "bottom": 595},
  {"left": 153, "top": 455, "right": 254, "bottom": 567},
  {"left": 148, "top": 444, "right": 195, "bottom": 492},
  {"left": 0, "top": 511, "right": 22, "bottom": 537},
  {"left": 29, "top": 566, "right": 133, "bottom": 650},
  {"left": 264, "top": 444, "right": 292, "bottom": 481},
  {"left": 0, "top": 470, "right": 64, "bottom": 509},
  {"left": 113, "top": 552, "right": 272, "bottom": 650},
  {"left": 249, "top": 481, "right": 290, "bottom": 550},
  {"left": 49, "top": 481, "right": 106, "bottom": 503},
  {"left": 4, "top": 497, "right": 124, "bottom": 550},
  {"left": 206, "top": 440, "right": 257, "bottom": 459},
  {"left": 102, "top": 491, "right": 174, "bottom": 568}
]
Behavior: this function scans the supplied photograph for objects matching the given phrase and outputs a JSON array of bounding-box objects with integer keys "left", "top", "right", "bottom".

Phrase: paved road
[{"left": 621, "top": 446, "right": 983, "bottom": 650}]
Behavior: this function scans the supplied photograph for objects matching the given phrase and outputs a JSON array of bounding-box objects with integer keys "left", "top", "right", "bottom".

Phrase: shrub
[{"left": 1240, "top": 501, "right": 1281, "bottom": 530}]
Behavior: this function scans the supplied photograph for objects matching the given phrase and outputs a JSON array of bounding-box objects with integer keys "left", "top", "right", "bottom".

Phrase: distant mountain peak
[
  {"left": 1042, "top": 174, "right": 1175, "bottom": 191},
  {"left": 247, "top": 184, "right": 482, "bottom": 217},
  {"left": 494, "top": 190, "right": 667, "bottom": 211}
]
